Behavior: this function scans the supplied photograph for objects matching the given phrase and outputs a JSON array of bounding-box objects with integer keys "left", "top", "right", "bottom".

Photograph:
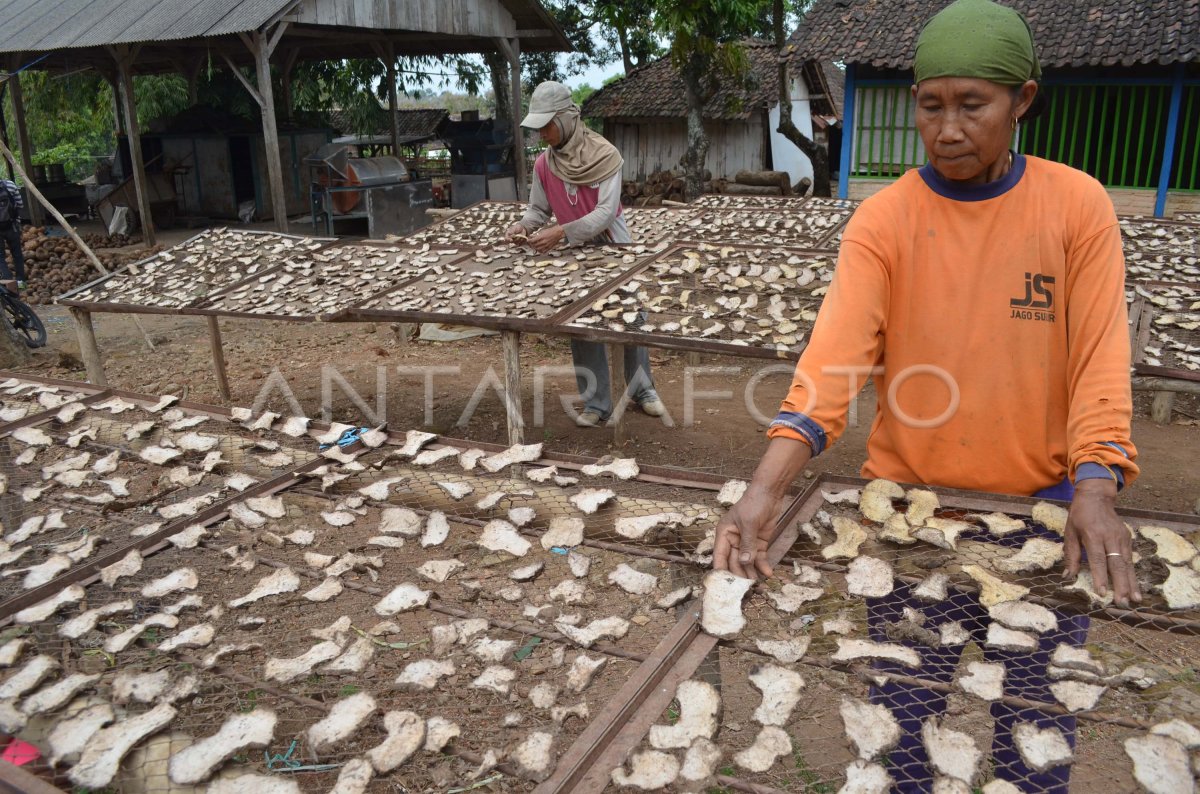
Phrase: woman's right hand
[
  {"left": 504, "top": 222, "right": 528, "bottom": 243},
  {"left": 713, "top": 485, "right": 785, "bottom": 581}
]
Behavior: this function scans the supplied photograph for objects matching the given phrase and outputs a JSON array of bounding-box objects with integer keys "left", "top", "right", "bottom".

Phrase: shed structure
[
  {"left": 0, "top": 0, "right": 570, "bottom": 243},
  {"left": 790, "top": 0, "right": 1200, "bottom": 217},
  {"left": 582, "top": 40, "right": 843, "bottom": 188}
]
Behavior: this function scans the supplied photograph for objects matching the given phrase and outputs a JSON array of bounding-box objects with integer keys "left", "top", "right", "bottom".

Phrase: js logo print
[{"left": 1010, "top": 272, "right": 1056, "bottom": 322}]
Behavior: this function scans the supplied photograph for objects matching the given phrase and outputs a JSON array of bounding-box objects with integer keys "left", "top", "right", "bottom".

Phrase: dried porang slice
[
  {"left": 1124, "top": 734, "right": 1193, "bottom": 794},
  {"left": 1159, "top": 564, "right": 1200, "bottom": 610},
  {"left": 832, "top": 638, "right": 921, "bottom": 669},
  {"left": 701, "top": 570, "right": 753, "bottom": 638},
  {"left": 1138, "top": 525, "right": 1197, "bottom": 565},
  {"left": 847, "top": 556, "right": 895, "bottom": 598},
  {"left": 905, "top": 488, "right": 940, "bottom": 525},
  {"left": 860, "top": 479, "right": 904, "bottom": 522},
  {"left": 168, "top": 710, "right": 277, "bottom": 785},
  {"left": 840, "top": 696, "right": 901, "bottom": 759},
  {"left": 841, "top": 760, "right": 894, "bottom": 794},
  {"left": 978, "top": 512, "right": 1026, "bottom": 537},
  {"left": 913, "top": 517, "right": 972, "bottom": 551},
  {"left": 823, "top": 517, "right": 868, "bottom": 560},
  {"left": 750, "top": 665, "right": 805, "bottom": 726},
  {"left": 581, "top": 457, "right": 639, "bottom": 480},
  {"left": 1013, "top": 723, "right": 1073, "bottom": 773},
  {"left": 228, "top": 568, "right": 300, "bottom": 608},
  {"left": 308, "top": 692, "right": 377, "bottom": 752},
  {"left": 1031, "top": 501, "right": 1068, "bottom": 535},
  {"left": 994, "top": 538, "right": 1064, "bottom": 573},
  {"left": 958, "top": 661, "right": 1005, "bottom": 701},
  {"left": 611, "top": 749, "right": 680, "bottom": 789},
  {"left": 607, "top": 564, "right": 657, "bottom": 595},
  {"left": 68, "top": 703, "right": 177, "bottom": 789},
  {"left": 922, "top": 718, "right": 981, "bottom": 785},
  {"left": 734, "top": 726, "right": 792, "bottom": 773},
  {"left": 961, "top": 564, "right": 1029, "bottom": 608},
  {"left": 648, "top": 680, "right": 721, "bottom": 749}
]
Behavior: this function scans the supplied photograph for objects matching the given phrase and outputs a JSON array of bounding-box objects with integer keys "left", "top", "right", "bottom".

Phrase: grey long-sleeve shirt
[{"left": 520, "top": 170, "right": 631, "bottom": 245}]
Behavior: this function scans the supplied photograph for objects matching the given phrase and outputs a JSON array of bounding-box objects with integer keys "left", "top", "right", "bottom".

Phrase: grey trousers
[{"left": 570, "top": 339, "right": 659, "bottom": 419}]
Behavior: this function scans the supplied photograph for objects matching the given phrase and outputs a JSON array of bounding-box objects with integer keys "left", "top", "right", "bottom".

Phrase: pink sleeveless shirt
[{"left": 534, "top": 153, "right": 624, "bottom": 238}]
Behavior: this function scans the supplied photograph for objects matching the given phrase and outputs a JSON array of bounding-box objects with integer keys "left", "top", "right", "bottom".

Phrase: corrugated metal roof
[{"left": 0, "top": 0, "right": 288, "bottom": 53}]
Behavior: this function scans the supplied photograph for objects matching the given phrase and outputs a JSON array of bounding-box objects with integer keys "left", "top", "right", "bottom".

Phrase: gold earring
[{"left": 1011, "top": 116, "right": 1018, "bottom": 131}]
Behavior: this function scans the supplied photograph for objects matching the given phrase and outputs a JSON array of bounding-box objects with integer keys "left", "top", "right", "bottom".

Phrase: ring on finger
[{"left": 1106, "top": 552, "right": 1123, "bottom": 557}]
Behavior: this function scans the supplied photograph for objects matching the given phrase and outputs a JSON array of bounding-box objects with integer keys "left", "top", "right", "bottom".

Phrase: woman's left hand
[
  {"left": 1063, "top": 477, "right": 1142, "bottom": 608},
  {"left": 529, "top": 225, "right": 565, "bottom": 253}
]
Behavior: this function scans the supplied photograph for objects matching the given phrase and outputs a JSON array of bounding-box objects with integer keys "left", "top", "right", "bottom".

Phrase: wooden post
[
  {"left": 182, "top": 57, "right": 203, "bottom": 106},
  {"left": 5, "top": 67, "right": 42, "bottom": 226},
  {"left": 280, "top": 48, "right": 300, "bottom": 121},
  {"left": 385, "top": 44, "right": 400, "bottom": 155},
  {"left": 1151, "top": 391, "right": 1175, "bottom": 425},
  {"left": 495, "top": 37, "right": 527, "bottom": 200},
  {"left": 607, "top": 343, "right": 627, "bottom": 446},
  {"left": 246, "top": 28, "right": 290, "bottom": 233},
  {"left": 68, "top": 307, "right": 107, "bottom": 387},
  {"left": 501, "top": 330, "right": 525, "bottom": 444},
  {"left": 112, "top": 45, "right": 157, "bottom": 248},
  {"left": 207, "top": 315, "right": 232, "bottom": 402}
]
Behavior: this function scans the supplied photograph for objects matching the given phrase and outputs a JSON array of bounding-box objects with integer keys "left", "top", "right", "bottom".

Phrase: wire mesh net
[
  {"left": 0, "top": 377, "right": 760, "bottom": 792},
  {"left": 401, "top": 203, "right": 528, "bottom": 246},
  {"left": 689, "top": 195, "right": 810, "bottom": 210},
  {"left": 198, "top": 244, "right": 469, "bottom": 321},
  {"left": 1131, "top": 282, "right": 1200, "bottom": 376},
  {"left": 610, "top": 481, "right": 1200, "bottom": 793},
  {"left": 348, "top": 244, "right": 652, "bottom": 323},
  {"left": 61, "top": 230, "right": 332, "bottom": 310},
  {"left": 659, "top": 208, "right": 852, "bottom": 250},
  {"left": 565, "top": 244, "right": 833, "bottom": 355}
]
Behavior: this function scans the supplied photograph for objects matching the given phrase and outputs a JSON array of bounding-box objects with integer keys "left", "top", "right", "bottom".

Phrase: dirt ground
[{"left": 11, "top": 221, "right": 1200, "bottom": 517}]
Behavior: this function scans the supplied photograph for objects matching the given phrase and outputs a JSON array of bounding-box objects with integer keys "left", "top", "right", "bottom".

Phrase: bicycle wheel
[{"left": 2, "top": 294, "right": 46, "bottom": 348}]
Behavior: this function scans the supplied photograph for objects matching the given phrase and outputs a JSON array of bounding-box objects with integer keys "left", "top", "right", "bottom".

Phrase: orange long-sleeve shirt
[{"left": 768, "top": 155, "right": 1138, "bottom": 495}]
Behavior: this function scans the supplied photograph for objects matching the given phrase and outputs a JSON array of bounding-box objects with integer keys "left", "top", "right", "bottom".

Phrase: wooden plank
[
  {"left": 0, "top": 759, "right": 65, "bottom": 794},
  {"left": 68, "top": 307, "right": 107, "bottom": 387},
  {"left": 502, "top": 330, "right": 525, "bottom": 444}
]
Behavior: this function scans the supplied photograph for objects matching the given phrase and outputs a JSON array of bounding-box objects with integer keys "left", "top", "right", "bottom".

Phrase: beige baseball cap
[{"left": 520, "top": 81, "right": 574, "bottom": 129}]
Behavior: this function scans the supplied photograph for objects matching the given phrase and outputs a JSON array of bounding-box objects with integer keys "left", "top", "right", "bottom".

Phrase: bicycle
[{"left": 0, "top": 280, "right": 46, "bottom": 348}]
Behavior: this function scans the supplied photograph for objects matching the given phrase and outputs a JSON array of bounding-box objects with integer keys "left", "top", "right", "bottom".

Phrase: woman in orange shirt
[{"left": 715, "top": 0, "right": 1138, "bottom": 791}]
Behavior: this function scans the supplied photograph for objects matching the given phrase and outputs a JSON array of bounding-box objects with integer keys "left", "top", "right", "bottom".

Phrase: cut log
[
  {"left": 735, "top": 169, "right": 790, "bottom": 190},
  {"left": 725, "top": 183, "right": 784, "bottom": 196}
]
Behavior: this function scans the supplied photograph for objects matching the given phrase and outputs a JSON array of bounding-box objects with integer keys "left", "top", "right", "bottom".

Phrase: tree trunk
[
  {"left": 774, "top": 0, "right": 832, "bottom": 197},
  {"left": 680, "top": 56, "right": 711, "bottom": 202},
  {"left": 486, "top": 52, "right": 512, "bottom": 122},
  {"left": 618, "top": 25, "right": 635, "bottom": 75}
]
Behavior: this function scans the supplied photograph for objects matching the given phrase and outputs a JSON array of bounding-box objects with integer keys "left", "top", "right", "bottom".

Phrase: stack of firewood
[{"left": 621, "top": 169, "right": 800, "bottom": 206}]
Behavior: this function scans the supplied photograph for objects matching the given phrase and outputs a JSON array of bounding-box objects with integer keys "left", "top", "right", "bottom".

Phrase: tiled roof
[
  {"left": 582, "top": 40, "right": 783, "bottom": 121},
  {"left": 788, "top": 0, "right": 1200, "bottom": 70}
]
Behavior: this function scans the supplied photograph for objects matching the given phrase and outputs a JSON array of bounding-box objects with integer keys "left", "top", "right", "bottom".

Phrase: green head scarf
[{"left": 914, "top": 0, "right": 1042, "bottom": 86}]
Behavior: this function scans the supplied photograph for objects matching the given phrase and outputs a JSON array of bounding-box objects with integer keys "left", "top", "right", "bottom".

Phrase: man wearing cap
[
  {"left": 506, "top": 81, "right": 666, "bottom": 428},
  {"left": 712, "top": 1, "right": 1136, "bottom": 790}
]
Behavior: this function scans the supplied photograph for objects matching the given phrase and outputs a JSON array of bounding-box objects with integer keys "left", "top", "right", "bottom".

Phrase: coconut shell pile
[{"left": 16, "top": 227, "right": 161, "bottom": 306}]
